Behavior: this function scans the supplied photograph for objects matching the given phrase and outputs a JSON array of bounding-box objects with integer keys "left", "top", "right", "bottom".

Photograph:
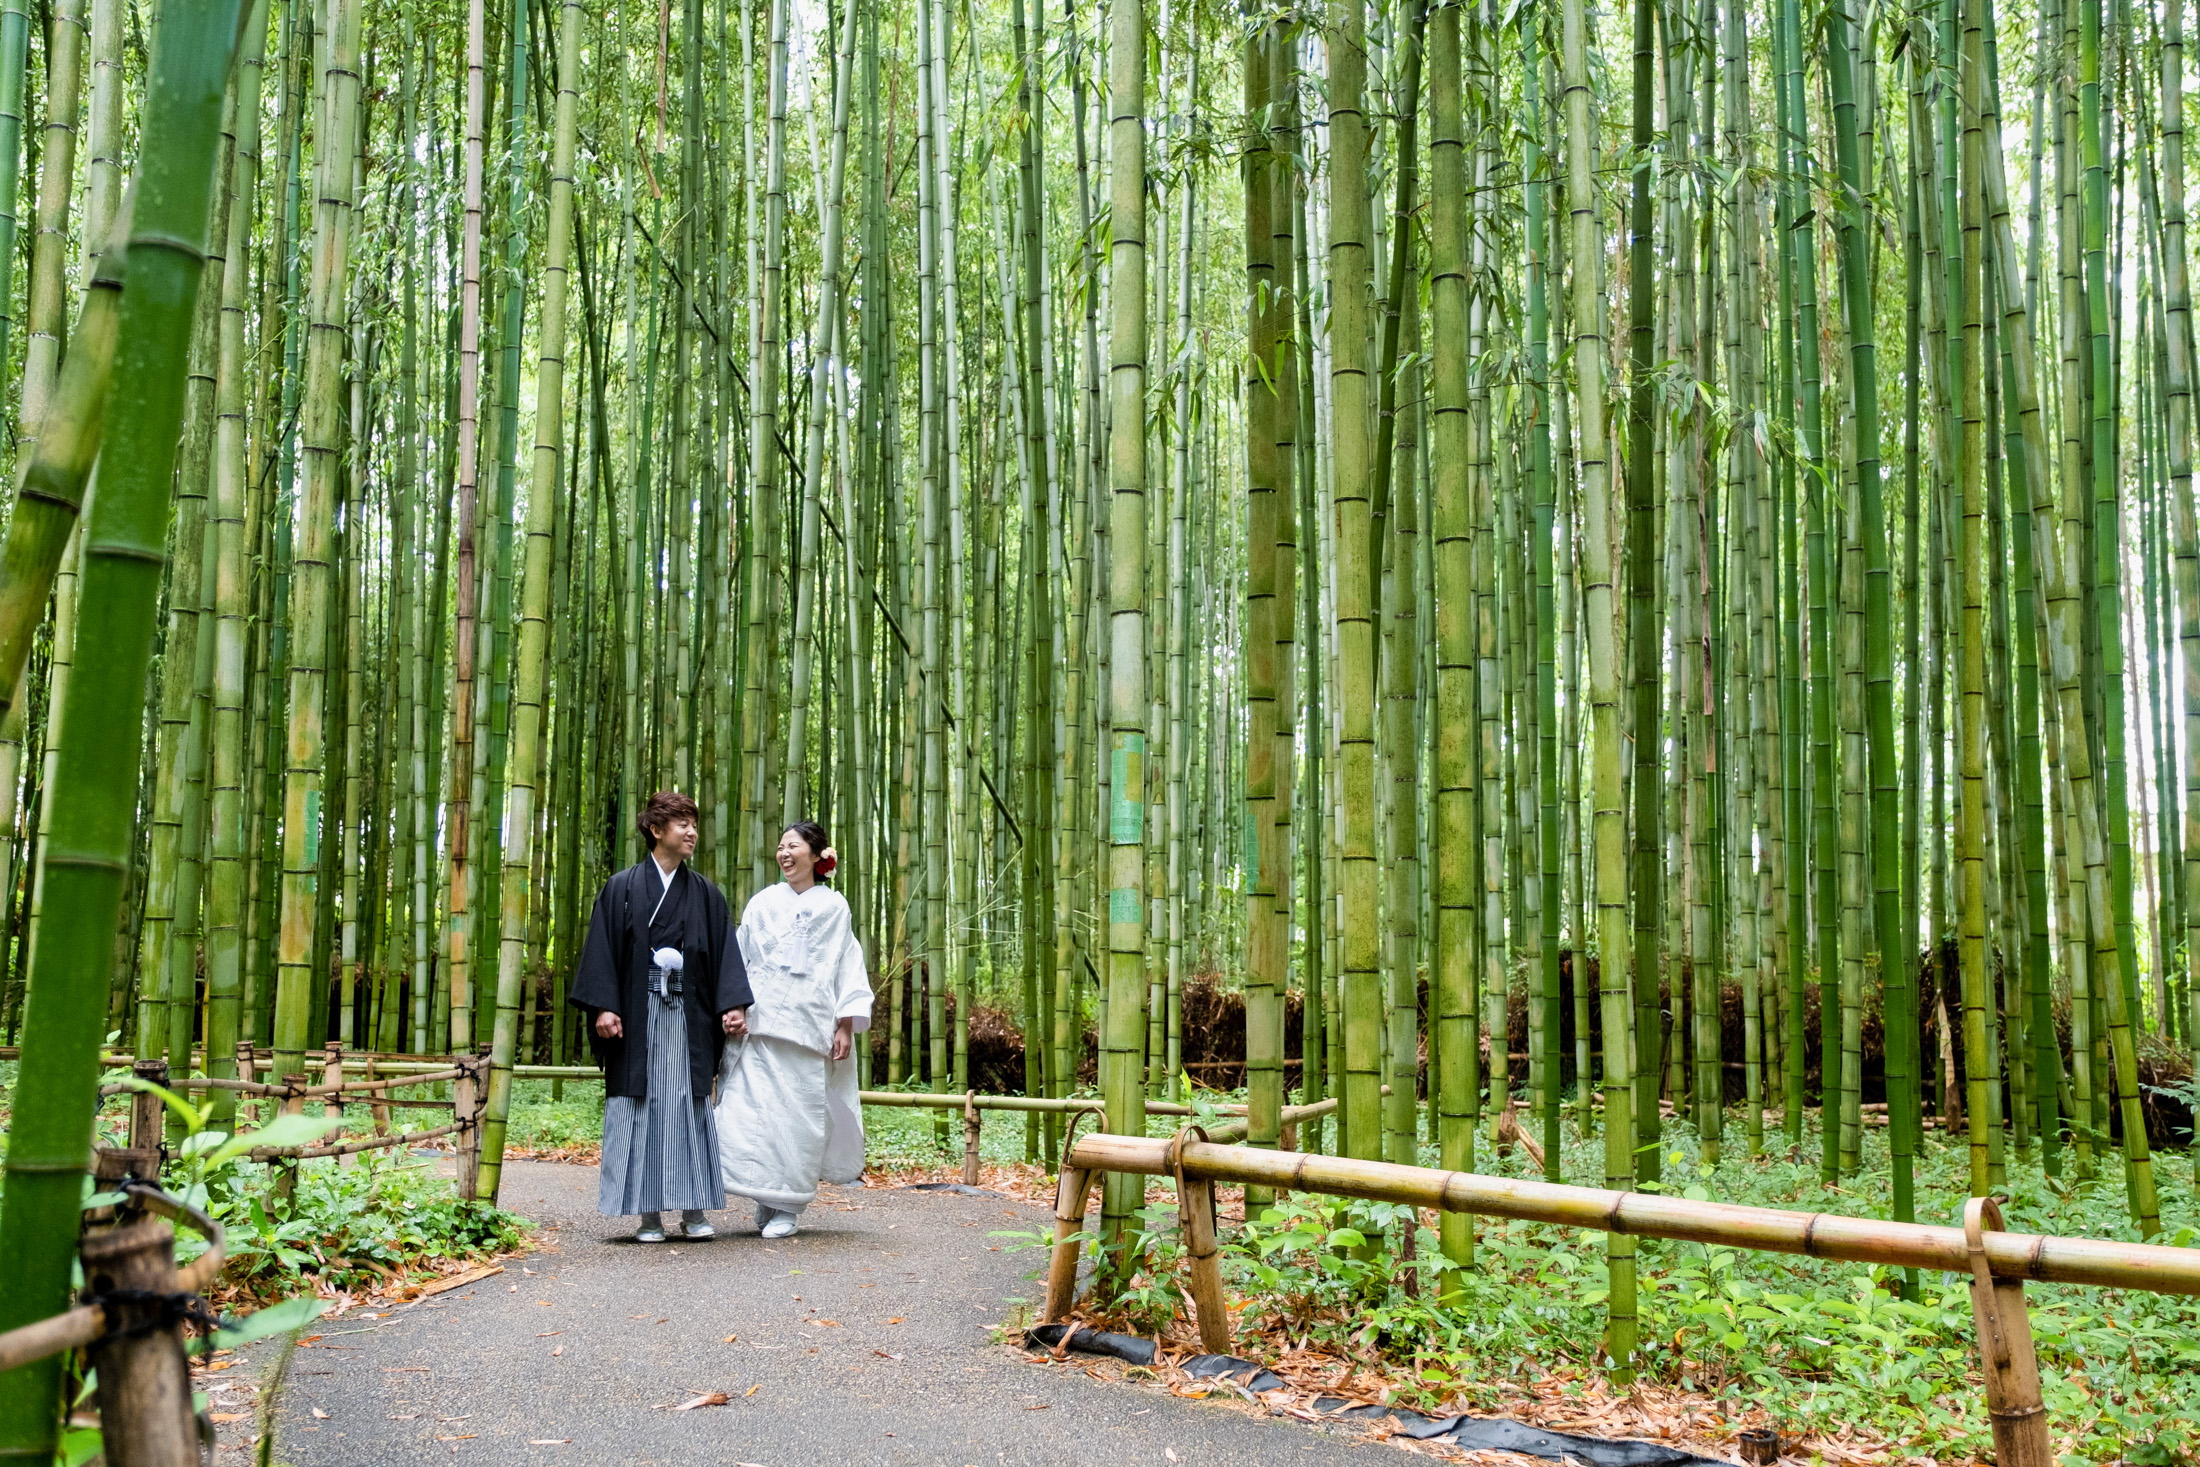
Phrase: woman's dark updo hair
[{"left": 784, "top": 820, "right": 832, "bottom": 879}]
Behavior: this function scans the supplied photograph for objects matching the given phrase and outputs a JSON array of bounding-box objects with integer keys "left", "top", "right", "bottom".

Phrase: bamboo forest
[{"left": 0, "top": 0, "right": 2198, "bottom": 1456}]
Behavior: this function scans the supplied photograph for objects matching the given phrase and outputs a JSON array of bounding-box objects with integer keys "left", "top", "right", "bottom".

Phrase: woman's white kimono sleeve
[{"left": 820, "top": 925, "right": 874, "bottom": 1185}]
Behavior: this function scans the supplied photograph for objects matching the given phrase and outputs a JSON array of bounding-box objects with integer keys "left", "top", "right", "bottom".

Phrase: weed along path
[{"left": 216, "top": 1159, "right": 1364, "bottom": 1467}]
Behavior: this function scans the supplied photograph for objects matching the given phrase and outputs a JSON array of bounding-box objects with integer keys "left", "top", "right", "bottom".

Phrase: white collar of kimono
[{"left": 648, "top": 856, "right": 679, "bottom": 924}]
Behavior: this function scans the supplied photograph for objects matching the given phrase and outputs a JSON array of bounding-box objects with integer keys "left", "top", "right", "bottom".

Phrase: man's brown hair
[{"left": 636, "top": 790, "right": 701, "bottom": 851}]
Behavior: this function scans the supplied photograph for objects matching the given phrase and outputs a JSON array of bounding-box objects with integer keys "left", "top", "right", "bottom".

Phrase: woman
[{"left": 716, "top": 821, "right": 874, "bottom": 1237}]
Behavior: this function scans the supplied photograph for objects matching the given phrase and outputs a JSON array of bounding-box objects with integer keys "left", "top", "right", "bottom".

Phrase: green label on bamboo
[
  {"left": 304, "top": 789, "right": 321, "bottom": 866},
  {"left": 1244, "top": 811, "right": 1259, "bottom": 887},
  {"left": 1109, "top": 886, "right": 1141, "bottom": 926},
  {"left": 1110, "top": 735, "right": 1145, "bottom": 843}
]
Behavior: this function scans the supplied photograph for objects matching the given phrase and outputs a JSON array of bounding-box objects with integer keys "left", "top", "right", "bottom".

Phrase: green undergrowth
[
  {"left": 195, "top": 1151, "right": 530, "bottom": 1307},
  {"left": 1, "top": 1063, "right": 531, "bottom": 1311},
  {"left": 1021, "top": 1106, "right": 2199, "bottom": 1464}
]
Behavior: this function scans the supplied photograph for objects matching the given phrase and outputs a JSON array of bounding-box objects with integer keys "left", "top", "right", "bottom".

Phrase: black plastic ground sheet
[{"left": 1024, "top": 1328, "right": 1724, "bottom": 1466}]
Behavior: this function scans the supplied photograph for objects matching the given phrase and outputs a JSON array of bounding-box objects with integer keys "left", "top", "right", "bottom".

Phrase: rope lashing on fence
[{"left": 0, "top": 1179, "right": 232, "bottom": 1375}]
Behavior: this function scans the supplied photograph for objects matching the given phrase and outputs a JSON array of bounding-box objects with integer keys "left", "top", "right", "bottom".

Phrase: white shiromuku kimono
[{"left": 715, "top": 880, "right": 874, "bottom": 1213}]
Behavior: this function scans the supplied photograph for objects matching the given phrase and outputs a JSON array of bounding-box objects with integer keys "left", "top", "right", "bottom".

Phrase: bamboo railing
[
  {"left": 1045, "top": 1132, "right": 2200, "bottom": 1467},
  {"left": 860, "top": 1088, "right": 1344, "bottom": 1183},
  {"left": 93, "top": 1048, "right": 494, "bottom": 1198}
]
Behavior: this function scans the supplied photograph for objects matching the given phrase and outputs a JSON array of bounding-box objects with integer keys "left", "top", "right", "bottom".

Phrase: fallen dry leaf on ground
[
  {"left": 417, "top": 1264, "right": 503, "bottom": 1298},
  {"left": 670, "top": 1392, "right": 729, "bottom": 1411}
]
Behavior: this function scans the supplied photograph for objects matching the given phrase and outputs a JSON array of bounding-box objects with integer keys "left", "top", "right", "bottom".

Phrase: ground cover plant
[{"left": 0, "top": 1061, "right": 530, "bottom": 1314}]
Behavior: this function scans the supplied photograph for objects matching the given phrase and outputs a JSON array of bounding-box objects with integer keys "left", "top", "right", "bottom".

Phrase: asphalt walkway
[{"left": 219, "top": 1158, "right": 1372, "bottom": 1467}]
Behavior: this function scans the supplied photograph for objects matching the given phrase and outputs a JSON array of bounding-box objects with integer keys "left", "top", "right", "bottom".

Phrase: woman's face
[{"left": 777, "top": 829, "right": 817, "bottom": 884}]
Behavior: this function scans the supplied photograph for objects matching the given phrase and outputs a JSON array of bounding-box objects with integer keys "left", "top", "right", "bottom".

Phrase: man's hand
[
  {"left": 723, "top": 1007, "right": 749, "bottom": 1037},
  {"left": 830, "top": 1017, "right": 854, "bottom": 1062},
  {"left": 594, "top": 1011, "right": 623, "bottom": 1039}
]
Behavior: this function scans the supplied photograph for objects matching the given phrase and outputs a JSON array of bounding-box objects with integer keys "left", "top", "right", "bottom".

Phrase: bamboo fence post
[
  {"left": 1042, "top": 1165, "right": 1095, "bottom": 1321},
  {"left": 128, "top": 1058, "right": 166, "bottom": 1156},
  {"left": 455, "top": 1054, "right": 481, "bottom": 1200},
  {"left": 79, "top": 1214, "right": 196, "bottom": 1467},
  {"left": 962, "top": 1090, "right": 981, "bottom": 1186},
  {"left": 1170, "top": 1131, "right": 1230, "bottom": 1354},
  {"left": 1963, "top": 1196, "right": 2050, "bottom": 1467},
  {"left": 325, "top": 1041, "right": 346, "bottom": 1163},
  {"left": 367, "top": 1050, "right": 390, "bottom": 1133},
  {"left": 233, "top": 1041, "right": 256, "bottom": 1128}
]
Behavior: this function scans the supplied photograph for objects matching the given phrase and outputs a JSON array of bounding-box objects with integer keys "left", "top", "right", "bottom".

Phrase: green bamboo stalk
[
  {"left": 1099, "top": 0, "right": 1151, "bottom": 1241},
  {"left": 1242, "top": 20, "right": 1283, "bottom": 1174},
  {"left": 0, "top": 0, "right": 87, "bottom": 716},
  {"left": 2163, "top": 0, "right": 2200, "bottom": 1181},
  {"left": 1385, "top": 207, "right": 1425, "bottom": 1175},
  {"left": 1559, "top": 0, "right": 1635, "bottom": 1372},
  {"left": 1330, "top": 0, "right": 1380, "bottom": 1167},
  {"left": 0, "top": 0, "right": 27, "bottom": 380},
  {"left": 2078, "top": 0, "right": 2160, "bottom": 1232},
  {"left": 1380, "top": 0, "right": 1428, "bottom": 1173},
  {"left": 447, "top": 0, "right": 488, "bottom": 1058},
  {"left": 1895, "top": 51, "right": 1927, "bottom": 1218},
  {"left": 272, "top": 0, "right": 363, "bottom": 1087},
  {"left": 1775, "top": 0, "right": 1833, "bottom": 1174},
  {"left": 1624, "top": 0, "right": 1662, "bottom": 1198},
  {"left": 479, "top": 0, "right": 584, "bottom": 1204},
  {"left": 0, "top": 0, "right": 247, "bottom": 1444},
  {"left": 784, "top": 0, "right": 858, "bottom": 822},
  {"left": 1824, "top": 0, "right": 1906, "bottom": 1213},
  {"left": 1525, "top": 1, "right": 1562, "bottom": 1179}
]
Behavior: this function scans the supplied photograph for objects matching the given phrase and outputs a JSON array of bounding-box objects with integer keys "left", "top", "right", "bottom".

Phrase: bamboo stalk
[{"left": 0, "top": 0, "right": 250, "bottom": 1445}]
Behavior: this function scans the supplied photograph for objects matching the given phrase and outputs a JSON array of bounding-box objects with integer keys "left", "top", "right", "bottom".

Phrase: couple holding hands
[{"left": 569, "top": 795, "right": 873, "bottom": 1243}]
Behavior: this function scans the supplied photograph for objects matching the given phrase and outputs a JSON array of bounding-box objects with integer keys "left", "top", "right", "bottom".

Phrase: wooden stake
[
  {"left": 233, "top": 1041, "right": 257, "bottom": 1127},
  {"left": 961, "top": 1091, "right": 981, "bottom": 1185},
  {"left": 1173, "top": 1154, "right": 1230, "bottom": 1353},
  {"left": 1042, "top": 1166, "right": 1094, "bottom": 1322},
  {"left": 128, "top": 1058, "right": 167, "bottom": 1156},
  {"left": 1964, "top": 1196, "right": 2051, "bottom": 1467},
  {"left": 79, "top": 1214, "right": 197, "bottom": 1467},
  {"left": 367, "top": 1050, "right": 391, "bottom": 1134},
  {"left": 455, "top": 1055, "right": 481, "bottom": 1200},
  {"left": 325, "top": 1041, "right": 346, "bottom": 1163}
]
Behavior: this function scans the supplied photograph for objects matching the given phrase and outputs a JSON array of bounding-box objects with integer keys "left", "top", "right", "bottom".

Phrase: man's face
[{"left": 653, "top": 816, "right": 699, "bottom": 863}]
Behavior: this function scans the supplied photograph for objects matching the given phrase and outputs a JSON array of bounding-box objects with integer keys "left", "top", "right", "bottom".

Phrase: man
[{"left": 570, "top": 791, "right": 752, "bottom": 1242}]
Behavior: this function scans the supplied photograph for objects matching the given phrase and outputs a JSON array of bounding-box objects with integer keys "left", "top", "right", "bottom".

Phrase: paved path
[{"left": 221, "top": 1159, "right": 1372, "bottom": 1467}]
